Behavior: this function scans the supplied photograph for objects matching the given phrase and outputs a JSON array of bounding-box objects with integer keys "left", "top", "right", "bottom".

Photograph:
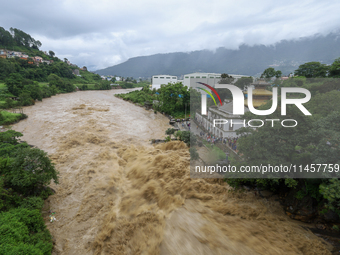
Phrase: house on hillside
[
  {"left": 6, "top": 51, "right": 15, "bottom": 58},
  {"left": 80, "top": 66, "right": 87, "bottom": 71},
  {"left": 34, "top": 56, "right": 43, "bottom": 63},
  {"left": 72, "top": 69, "right": 80, "bottom": 76},
  {"left": 0, "top": 49, "right": 6, "bottom": 59}
]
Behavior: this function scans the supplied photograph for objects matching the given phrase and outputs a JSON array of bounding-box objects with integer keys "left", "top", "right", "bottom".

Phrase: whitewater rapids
[{"left": 12, "top": 90, "right": 331, "bottom": 255}]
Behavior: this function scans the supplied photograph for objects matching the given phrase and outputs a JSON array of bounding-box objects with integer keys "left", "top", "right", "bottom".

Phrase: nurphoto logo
[{"left": 198, "top": 83, "right": 312, "bottom": 128}]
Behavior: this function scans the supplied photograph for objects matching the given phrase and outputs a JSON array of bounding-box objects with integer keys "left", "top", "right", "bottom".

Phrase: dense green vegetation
[
  {"left": 225, "top": 66, "right": 340, "bottom": 218},
  {"left": 115, "top": 82, "right": 190, "bottom": 118},
  {"left": 0, "top": 110, "right": 27, "bottom": 125},
  {"left": 0, "top": 130, "right": 59, "bottom": 254},
  {"left": 0, "top": 26, "right": 118, "bottom": 115}
]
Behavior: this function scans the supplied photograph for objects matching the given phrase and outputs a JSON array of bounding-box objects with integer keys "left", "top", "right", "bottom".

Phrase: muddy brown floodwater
[{"left": 12, "top": 90, "right": 332, "bottom": 254}]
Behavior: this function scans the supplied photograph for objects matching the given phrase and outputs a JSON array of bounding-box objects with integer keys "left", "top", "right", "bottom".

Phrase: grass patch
[
  {"left": 0, "top": 111, "right": 28, "bottom": 125},
  {"left": 201, "top": 139, "right": 226, "bottom": 160}
]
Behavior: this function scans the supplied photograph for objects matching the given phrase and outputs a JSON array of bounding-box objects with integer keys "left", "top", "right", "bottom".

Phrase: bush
[
  {"left": 0, "top": 176, "right": 21, "bottom": 211},
  {"left": 190, "top": 147, "right": 199, "bottom": 160},
  {"left": 179, "top": 131, "right": 196, "bottom": 147},
  {"left": 0, "top": 111, "right": 27, "bottom": 125},
  {"left": 4, "top": 147, "right": 59, "bottom": 196},
  {"left": 0, "top": 130, "right": 56, "bottom": 253},
  {"left": 19, "top": 197, "right": 44, "bottom": 210},
  {"left": 0, "top": 208, "right": 53, "bottom": 254},
  {"left": 320, "top": 179, "right": 340, "bottom": 215},
  {"left": 165, "top": 128, "right": 176, "bottom": 139},
  {"left": 0, "top": 130, "right": 23, "bottom": 145}
]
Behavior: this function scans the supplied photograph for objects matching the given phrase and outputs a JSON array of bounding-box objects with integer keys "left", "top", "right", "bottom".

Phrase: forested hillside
[
  {"left": 96, "top": 32, "right": 340, "bottom": 78},
  {"left": 0, "top": 27, "right": 115, "bottom": 110}
]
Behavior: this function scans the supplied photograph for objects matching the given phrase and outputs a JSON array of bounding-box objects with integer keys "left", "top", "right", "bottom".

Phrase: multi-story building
[
  {"left": 34, "top": 56, "right": 43, "bottom": 62},
  {"left": 183, "top": 73, "right": 249, "bottom": 89},
  {"left": 195, "top": 99, "right": 249, "bottom": 138},
  {"left": 183, "top": 73, "right": 221, "bottom": 89},
  {"left": 151, "top": 75, "right": 177, "bottom": 90}
]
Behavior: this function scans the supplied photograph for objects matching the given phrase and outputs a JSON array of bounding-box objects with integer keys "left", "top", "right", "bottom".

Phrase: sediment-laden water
[{"left": 12, "top": 90, "right": 332, "bottom": 254}]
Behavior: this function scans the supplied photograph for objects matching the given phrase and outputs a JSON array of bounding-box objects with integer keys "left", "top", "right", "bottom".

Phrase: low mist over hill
[{"left": 95, "top": 32, "right": 340, "bottom": 78}]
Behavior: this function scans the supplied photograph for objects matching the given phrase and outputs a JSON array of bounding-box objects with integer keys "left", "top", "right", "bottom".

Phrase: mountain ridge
[{"left": 95, "top": 32, "right": 340, "bottom": 77}]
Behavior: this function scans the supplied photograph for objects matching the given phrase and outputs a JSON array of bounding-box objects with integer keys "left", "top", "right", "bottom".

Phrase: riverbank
[{"left": 0, "top": 110, "right": 27, "bottom": 126}]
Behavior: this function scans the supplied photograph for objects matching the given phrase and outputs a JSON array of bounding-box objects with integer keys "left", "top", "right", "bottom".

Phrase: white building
[
  {"left": 195, "top": 99, "right": 249, "bottom": 138},
  {"left": 183, "top": 73, "right": 221, "bottom": 89},
  {"left": 183, "top": 72, "right": 249, "bottom": 89},
  {"left": 151, "top": 75, "right": 177, "bottom": 90}
]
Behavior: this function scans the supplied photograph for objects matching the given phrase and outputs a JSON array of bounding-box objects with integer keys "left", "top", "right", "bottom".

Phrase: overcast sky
[{"left": 1, "top": 0, "right": 340, "bottom": 71}]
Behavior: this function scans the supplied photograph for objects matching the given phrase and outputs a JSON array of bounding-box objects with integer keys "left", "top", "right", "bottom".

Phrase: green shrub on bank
[
  {"left": 0, "top": 208, "right": 53, "bottom": 255},
  {"left": 0, "top": 111, "right": 28, "bottom": 125},
  {"left": 115, "top": 84, "right": 189, "bottom": 118},
  {"left": 0, "top": 130, "right": 58, "bottom": 254},
  {"left": 190, "top": 147, "right": 199, "bottom": 160}
]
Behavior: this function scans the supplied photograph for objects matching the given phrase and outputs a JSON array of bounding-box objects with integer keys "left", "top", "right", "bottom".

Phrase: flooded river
[{"left": 12, "top": 90, "right": 332, "bottom": 254}]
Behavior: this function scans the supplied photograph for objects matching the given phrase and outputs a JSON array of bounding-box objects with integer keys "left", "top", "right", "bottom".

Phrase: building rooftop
[{"left": 209, "top": 99, "right": 249, "bottom": 117}]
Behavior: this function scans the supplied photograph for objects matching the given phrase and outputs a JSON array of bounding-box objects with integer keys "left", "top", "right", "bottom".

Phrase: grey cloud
[{"left": 1, "top": 0, "right": 339, "bottom": 70}]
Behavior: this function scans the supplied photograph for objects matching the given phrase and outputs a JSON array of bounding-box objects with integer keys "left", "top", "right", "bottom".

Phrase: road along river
[{"left": 12, "top": 90, "right": 332, "bottom": 254}]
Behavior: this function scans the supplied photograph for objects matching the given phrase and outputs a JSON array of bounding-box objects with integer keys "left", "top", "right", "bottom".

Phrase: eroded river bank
[{"left": 11, "top": 90, "right": 333, "bottom": 254}]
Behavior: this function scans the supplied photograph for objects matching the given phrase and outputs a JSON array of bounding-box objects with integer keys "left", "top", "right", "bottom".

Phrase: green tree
[
  {"left": 0, "top": 208, "right": 53, "bottom": 253},
  {"left": 0, "top": 130, "right": 23, "bottom": 145},
  {"left": 19, "top": 91, "right": 34, "bottom": 106},
  {"left": 48, "top": 50, "right": 55, "bottom": 58},
  {"left": 0, "top": 26, "right": 14, "bottom": 46},
  {"left": 261, "top": 67, "right": 282, "bottom": 80},
  {"left": 275, "top": 70, "right": 282, "bottom": 78},
  {"left": 5, "top": 98, "right": 14, "bottom": 109},
  {"left": 190, "top": 147, "right": 199, "bottom": 160},
  {"left": 158, "top": 82, "right": 189, "bottom": 115},
  {"left": 165, "top": 128, "right": 176, "bottom": 140},
  {"left": 294, "top": 62, "right": 329, "bottom": 78},
  {"left": 329, "top": 57, "right": 340, "bottom": 77},
  {"left": 237, "top": 100, "right": 313, "bottom": 167},
  {"left": 4, "top": 147, "right": 59, "bottom": 195},
  {"left": 309, "top": 111, "right": 340, "bottom": 166},
  {"left": 219, "top": 73, "right": 234, "bottom": 84},
  {"left": 305, "top": 90, "right": 340, "bottom": 118},
  {"left": 234, "top": 76, "right": 253, "bottom": 90},
  {"left": 5, "top": 73, "right": 24, "bottom": 96},
  {"left": 0, "top": 58, "right": 16, "bottom": 80},
  {"left": 179, "top": 131, "right": 196, "bottom": 147}
]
